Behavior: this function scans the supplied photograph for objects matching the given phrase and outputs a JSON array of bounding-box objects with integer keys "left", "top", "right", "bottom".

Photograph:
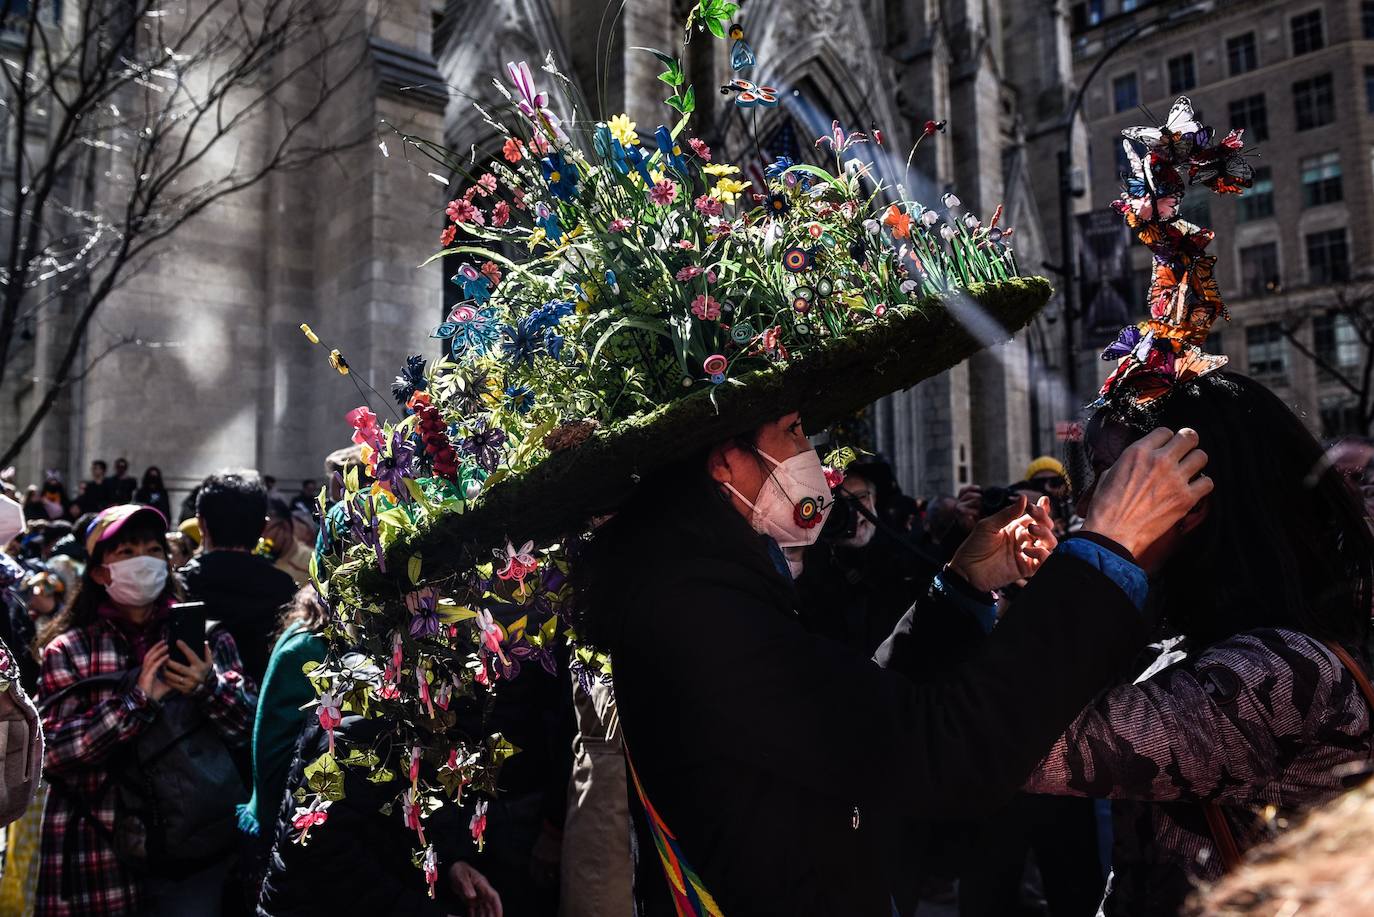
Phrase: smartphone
[{"left": 167, "top": 601, "right": 208, "bottom": 664}]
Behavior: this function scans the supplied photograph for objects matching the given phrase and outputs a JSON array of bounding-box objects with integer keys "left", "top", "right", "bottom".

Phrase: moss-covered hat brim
[{"left": 381, "top": 276, "right": 1050, "bottom": 580}]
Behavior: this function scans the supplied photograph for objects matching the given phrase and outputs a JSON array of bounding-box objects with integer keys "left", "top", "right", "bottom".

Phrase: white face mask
[
  {"left": 0, "top": 495, "right": 23, "bottom": 547},
  {"left": 725, "top": 449, "right": 832, "bottom": 548},
  {"left": 104, "top": 556, "right": 169, "bottom": 607}
]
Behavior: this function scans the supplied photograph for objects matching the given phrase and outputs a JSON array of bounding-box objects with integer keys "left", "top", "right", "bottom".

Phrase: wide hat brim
[{"left": 379, "top": 277, "right": 1050, "bottom": 580}]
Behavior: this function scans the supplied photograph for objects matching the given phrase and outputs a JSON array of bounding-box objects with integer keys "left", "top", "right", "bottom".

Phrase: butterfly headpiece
[{"left": 1096, "top": 96, "right": 1255, "bottom": 408}]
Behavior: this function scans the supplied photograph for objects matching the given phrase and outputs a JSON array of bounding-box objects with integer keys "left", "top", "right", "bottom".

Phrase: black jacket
[
  {"left": 592, "top": 476, "right": 1146, "bottom": 917},
  {"left": 258, "top": 716, "right": 475, "bottom": 917},
  {"left": 180, "top": 551, "right": 296, "bottom": 684}
]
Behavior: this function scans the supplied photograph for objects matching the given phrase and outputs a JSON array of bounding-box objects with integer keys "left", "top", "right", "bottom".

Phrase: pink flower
[
  {"left": 480, "top": 261, "right": 502, "bottom": 285},
  {"left": 502, "top": 137, "right": 525, "bottom": 162},
  {"left": 470, "top": 799, "right": 489, "bottom": 851},
  {"left": 675, "top": 265, "right": 704, "bottom": 282},
  {"left": 824, "top": 466, "right": 845, "bottom": 490},
  {"left": 439, "top": 225, "right": 457, "bottom": 246},
  {"left": 691, "top": 294, "right": 721, "bottom": 321},
  {"left": 694, "top": 194, "right": 723, "bottom": 217},
  {"left": 492, "top": 201, "right": 511, "bottom": 227},
  {"left": 649, "top": 179, "right": 678, "bottom": 206},
  {"left": 608, "top": 217, "right": 633, "bottom": 233},
  {"left": 511, "top": 187, "right": 527, "bottom": 210},
  {"left": 446, "top": 198, "right": 484, "bottom": 226},
  {"left": 688, "top": 138, "right": 712, "bottom": 161},
  {"left": 476, "top": 173, "right": 498, "bottom": 195},
  {"left": 675, "top": 240, "right": 695, "bottom": 251},
  {"left": 530, "top": 134, "right": 550, "bottom": 155},
  {"left": 346, "top": 406, "right": 380, "bottom": 448},
  {"left": 706, "top": 270, "right": 717, "bottom": 284}
]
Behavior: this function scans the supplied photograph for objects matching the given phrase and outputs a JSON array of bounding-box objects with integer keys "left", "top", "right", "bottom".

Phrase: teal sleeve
[{"left": 243, "top": 626, "right": 326, "bottom": 834}]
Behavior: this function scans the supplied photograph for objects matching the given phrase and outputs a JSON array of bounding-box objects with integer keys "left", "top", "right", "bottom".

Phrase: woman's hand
[
  {"left": 949, "top": 495, "right": 1058, "bottom": 592},
  {"left": 136, "top": 641, "right": 174, "bottom": 702},
  {"left": 162, "top": 641, "right": 213, "bottom": 696},
  {"left": 448, "top": 861, "right": 503, "bottom": 917},
  {"left": 1084, "top": 427, "right": 1212, "bottom": 557}
]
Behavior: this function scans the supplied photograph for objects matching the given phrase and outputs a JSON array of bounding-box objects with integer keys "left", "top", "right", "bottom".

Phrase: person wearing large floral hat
[{"left": 297, "top": 10, "right": 1212, "bottom": 915}]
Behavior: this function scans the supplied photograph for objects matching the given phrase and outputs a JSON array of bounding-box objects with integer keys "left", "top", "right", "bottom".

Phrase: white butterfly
[{"left": 1122, "top": 96, "right": 1211, "bottom": 164}]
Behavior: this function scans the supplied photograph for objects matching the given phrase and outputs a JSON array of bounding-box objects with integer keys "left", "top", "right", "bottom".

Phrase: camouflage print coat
[{"left": 1026, "top": 628, "right": 1373, "bottom": 916}]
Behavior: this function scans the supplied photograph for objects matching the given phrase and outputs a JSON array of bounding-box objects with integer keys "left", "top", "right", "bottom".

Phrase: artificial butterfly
[
  {"left": 1100, "top": 324, "right": 1151, "bottom": 362},
  {"left": 1191, "top": 129, "right": 1253, "bottom": 195},
  {"left": 728, "top": 23, "right": 755, "bottom": 71},
  {"left": 1173, "top": 346, "right": 1229, "bottom": 384},
  {"left": 1123, "top": 96, "right": 1211, "bottom": 165},
  {"left": 720, "top": 78, "right": 778, "bottom": 108}
]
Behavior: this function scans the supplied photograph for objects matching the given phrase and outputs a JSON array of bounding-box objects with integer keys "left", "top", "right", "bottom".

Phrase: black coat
[
  {"left": 180, "top": 551, "right": 296, "bottom": 684},
  {"left": 258, "top": 716, "right": 475, "bottom": 917},
  {"left": 593, "top": 476, "right": 1146, "bottom": 917}
]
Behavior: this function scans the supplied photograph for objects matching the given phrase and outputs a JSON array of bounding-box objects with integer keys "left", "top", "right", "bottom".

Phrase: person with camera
[{"left": 35, "top": 504, "right": 255, "bottom": 917}]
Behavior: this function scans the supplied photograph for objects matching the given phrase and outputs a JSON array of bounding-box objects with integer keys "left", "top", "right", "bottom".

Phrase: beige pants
[{"left": 558, "top": 674, "right": 633, "bottom": 917}]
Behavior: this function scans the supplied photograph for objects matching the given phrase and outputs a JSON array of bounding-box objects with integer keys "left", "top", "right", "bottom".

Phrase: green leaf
[
  {"left": 590, "top": 316, "right": 675, "bottom": 366},
  {"left": 681, "top": 85, "right": 696, "bottom": 115},
  {"left": 631, "top": 46, "right": 678, "bottom": 68},
  {"left": 658, "top": 69, "right": 685, "bottom": 87},
  {"left": 705, "top": 17, "right": 726, "bottom": 39},
  {"left": 303, "top": 753, "right": 345, "bottom": 801},
  {"left": 407, "top": 554, "right": 422, "bottom": 584}
]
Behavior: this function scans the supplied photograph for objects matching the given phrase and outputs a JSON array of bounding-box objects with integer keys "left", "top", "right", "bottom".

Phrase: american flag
[{"left": 741, "top": 118, "right": 803, "bottom": 198}]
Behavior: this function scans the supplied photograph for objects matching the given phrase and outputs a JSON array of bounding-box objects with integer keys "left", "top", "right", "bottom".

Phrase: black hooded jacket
[
  {"left": 180, "top": 551, "right": 296, "bottom": 683},
  {"left": 588, "top": 473, "right": 1147, "bottom": 916}
]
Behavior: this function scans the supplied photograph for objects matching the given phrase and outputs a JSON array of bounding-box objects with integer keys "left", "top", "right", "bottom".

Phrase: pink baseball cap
[{"left": 85, "top": 504, "right": 169, "bottom": 557}]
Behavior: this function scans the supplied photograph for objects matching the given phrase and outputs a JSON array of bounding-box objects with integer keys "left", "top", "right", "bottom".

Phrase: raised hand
[
  {"left": 1084, "top": 427, "right": 1212, "bottom": 557},
  {"left": 136, "top": 641, "right": 174, "bottom": 702},
  {"left": 949, "top": 495, "right": 1059, "bottom": 592},
  {"left": 162, "top": 641, "right": 213, "bottom": 696}
]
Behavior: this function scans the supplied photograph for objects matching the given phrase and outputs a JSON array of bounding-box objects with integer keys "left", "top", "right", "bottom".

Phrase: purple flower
[
  {"left": 407, "top": 589, "right": 441, "bottom": 638},
  {"left": 373, "top": 428, "right": 419, "bottom": 498},
  {"left": 461, "top": 419, "right": 508, "bottom": 472}
]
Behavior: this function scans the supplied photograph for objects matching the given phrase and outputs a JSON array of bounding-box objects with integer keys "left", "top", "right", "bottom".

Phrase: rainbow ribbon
[{"left": 625, "top": 748, "right": 726, "bottom": 917}]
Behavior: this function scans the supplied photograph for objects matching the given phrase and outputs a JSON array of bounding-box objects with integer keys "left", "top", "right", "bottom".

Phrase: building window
[
  {"left": 1291, "top": 9, "right": 1324, "bottom": 55},
  {"left": 1246, "top": 322, "right": 1288, "bottom": 381},
  {"left": 1227, "top": 94, "right": 1268, "bottom": 142},
  {"left": 1227, "top": 32, "right": 1258, "bottom": 76},
  {"left": 1306, "top": 229, "right": 1350, "bottom": 285},
  {"left": 1320, "top": 397, "right": 1363, "bottom": 437},
  {"left": 1113, "top": 73, "right": 1138, "bottom": 113},
  {"left": 1239, "top": 242, "right": 1280, "bottom": 297},
  {"left": 1364, "top": 1, "right": 1374, "bottom": 39},
  {"left": 1300, "top": 151, "right": 1343, "bottom": 206},
  {"left": 1237, "top": 166, "right": 1274, "bottom": 222},
  {"left": 1294, "top": 74, "right": 1335, "bottom": 131},
  {"left": 1314, "top": 312, "right": 1363, "bottom": 376},
  {"left": 1167, "top": 53, "right": 1196, "bottom": 94}
]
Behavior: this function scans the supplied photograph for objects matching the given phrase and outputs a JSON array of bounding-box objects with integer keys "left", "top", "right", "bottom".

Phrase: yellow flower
[
  {"left": 527, "top": 227, "right": 547, "bottom": 250},
  {"left": 608, "top": 113, "right": 639, "bottom": 147},
  {"left": 703, "top": 163, "right": 741, "bottom": 177},
  {"left": 709, "top": 177, "right": 751, "bottom": 205}
]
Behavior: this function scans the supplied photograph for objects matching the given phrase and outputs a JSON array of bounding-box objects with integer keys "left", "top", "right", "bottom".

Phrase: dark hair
[
  {"left": 91, "top": 460, "right": 107, "bottom": 473},
  {"left": 273, "top": 585, "right": 329, "bottom": 647},
  {"left": 38, "top": 512, "right": 176, "bottom": 648},
  {"left": 196, "top": 470, "right": 267, "bottom": 549},
  {"left": 1089, "top": 372, "right": 1374, "bottom": 653},
  {"left": 140, "top": 467, "right": 163, "bottom": 490}
]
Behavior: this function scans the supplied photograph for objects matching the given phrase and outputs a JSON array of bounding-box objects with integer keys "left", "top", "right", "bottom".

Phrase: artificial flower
[
  {"left": 608, "top": 217, "right": 633, "bottom": 232},
  {"left": 452, "top": 264, "right": 493, "bottom": 303},
  {"left": 920, "top": 209, "right": 940, "bottom": 228},
  {"left": 439, "top": 224, "right": 457, "bottom": 246},
  {"left": 655, "top": 125, "right": 688, "bottom": 174},
  {"left": 815, "top": 120, "right": 868, "bottom": 154},
  {"left": 941, "top": 191, "right": 961, "bottom": 209},
  {"left": 446, "top": 304, "right": 502, "bottom": 355},
  {"left": 688, "top": 137, "right": 712, "bottom": 161},
  {"left": 702, "top": 163, "right": 740, "bottom": 177},
  {"left": 764, "top": 193, "right": 790, "bottom": 216},
  {"left": 541, "top": 152, "right": 579, "bottom": 200},
  {"left": 535, "top": 202, "right": 562, "bottom": 243},
  {"left": 372, "top": 427, "right": 419, "bottom": 497},
  {"left": 506, "top": 60, "right": 569, "bottom": 142},
  {"left": 504, "top": 383, "right": 535, "bottom": 414},
  {"left": 675, "top": 265, "right": 704, "bottom": 281},
  {"left": 346, "top": 406, "right": 381, "bottom": 449},
  {"left": 502, "top": 137, "right": 525, "bottom": 162},
  {"left": 710, "top": 177, "right": 750, "bottom": 204},
  {"left": 882, "top": 204, "right": 912, "bottom": 240},
  {"left": 649, "top": 179, "right": 678, "bottom": 206},
  {"left": 694, "top": 194, "right": 723, "bottom": 217},
  {"left": 691, "top": 294, "right": 721, "bottom": 320},
  {"left": 406, "top": 588, "right": 441, "bottom": 638},
  {"left": 446, "top": 198, "right": 484, "bottom": 225},
  {"left": 476, "top": 173, "right": 498, "bottom": 196},
  {"left": 608, "top": 113, "right": 639, "bottom": 146},
  {"left": 623, "top": 144, "right": 654, "bottom": 186},
  {"left": 480, "top": 261, "right": 502, "bottom": 285},
  {"left": 492, "top": 201, "right": 511, "bottom": 227},
  {"left": 461, "top": 418, "right": 508, "bottom": 472},
  {"left": 765, "top": 157, "right": 794, "bottom": 177},
  {"left": 392, "top": 354, "right": 428, "bottom": 404}
]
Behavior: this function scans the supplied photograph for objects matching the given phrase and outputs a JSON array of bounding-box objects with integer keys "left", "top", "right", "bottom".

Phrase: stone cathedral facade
[{"left": 10, "top": 0, "right": 1081, "bottom": 503}]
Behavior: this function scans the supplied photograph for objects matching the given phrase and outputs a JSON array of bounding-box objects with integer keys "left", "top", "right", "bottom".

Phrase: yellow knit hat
[
  {"left": 1025, "top": 456, "right": 1067, "bottom": 482},
  {"left": 178, "top": 516, "right": 202, "bottom": 546}
]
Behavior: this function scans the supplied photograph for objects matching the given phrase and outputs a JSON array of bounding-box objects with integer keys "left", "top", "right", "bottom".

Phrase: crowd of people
[{"left": 0, "top": 389, "right": 1369, "bottom": 917}]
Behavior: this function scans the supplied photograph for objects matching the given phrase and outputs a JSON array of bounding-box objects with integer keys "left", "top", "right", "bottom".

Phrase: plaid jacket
[
  {"left": 1025, "top": 628, "right": 1373, "bottom": 916},
  {"left": 36, "top": 614, "right": 256, "bottom": 917}
]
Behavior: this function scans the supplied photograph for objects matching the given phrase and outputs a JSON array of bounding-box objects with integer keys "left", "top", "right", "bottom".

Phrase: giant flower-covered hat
[{"left": 296, "top": 2, "right": 1049, "bottom": 892}]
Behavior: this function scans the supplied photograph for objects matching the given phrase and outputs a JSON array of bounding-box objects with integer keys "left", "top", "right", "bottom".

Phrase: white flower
[
  {"left": 941, "top": 192, "right": 960, "bottom": 209},
  {"left": 940, "top": 224, "right": 956, "bottom": 241},
  {"left": 920, "top": 210, "right": 940, "bottom": 228},
  {"left": 963, "top": 213, "right": 980, "bottom": 230}
]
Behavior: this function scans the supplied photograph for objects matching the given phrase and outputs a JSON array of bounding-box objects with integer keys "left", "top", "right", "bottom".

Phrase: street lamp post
[{"left": 1055, "top": 1, "right": 1214, "bottom": 410}]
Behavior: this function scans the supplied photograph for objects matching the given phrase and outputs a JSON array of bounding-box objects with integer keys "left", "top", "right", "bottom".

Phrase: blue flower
[
  {"left": 541, "top": 151, "right": 579, "bottom": 200},
  {"left": 449, "top": 265, "right": 492, "bottom": 304},
  {"left": 527, "top": 299, "right": 574, "bottom": 334},
  {"left": 624, "top": 144, "right": 655, "bottom": 187},
  {"left": 545, "top": 329, "right": 566, "bottom": 361},
  {"left": 535, "top": 203, "right": 563, "bottom": 244},
  {"left": 501, "top": 319, "right": 544, "bottom": 368},
  {"left": 765, "top": 156, "right": 794, "bottom": 178},
  {"left": 391, "top": 354, "right": 427, "bottom": 405},
  {"left": 504, "top": 384, "right": 535, "bottom": 415},
  {"left": 594, "top": 124, "right": 630, "bottom": 176},
  {"left": 447, "top": 304, "right": 501, "bottom": 356},
  {"left": 605, "top": 269, "right": 619, "bottom": 293},
  {"left": 655, "top": 125, "right": 688, "bottom": 174}
]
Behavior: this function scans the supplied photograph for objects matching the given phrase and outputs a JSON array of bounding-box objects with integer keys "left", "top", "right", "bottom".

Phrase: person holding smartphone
[{"left": 35, "top": 504, "right": 255, "bottom": 917}]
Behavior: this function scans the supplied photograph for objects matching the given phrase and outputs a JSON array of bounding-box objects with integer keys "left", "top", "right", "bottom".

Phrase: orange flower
[
  {"left": 882, "top": 204, "right": 912, "bottom": 240},
  {"left": 502, "top": 137, "right": 525, "bottom": 163},
  {"left": 439, "top": 224, "right": 457, "bottom": 246}
]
